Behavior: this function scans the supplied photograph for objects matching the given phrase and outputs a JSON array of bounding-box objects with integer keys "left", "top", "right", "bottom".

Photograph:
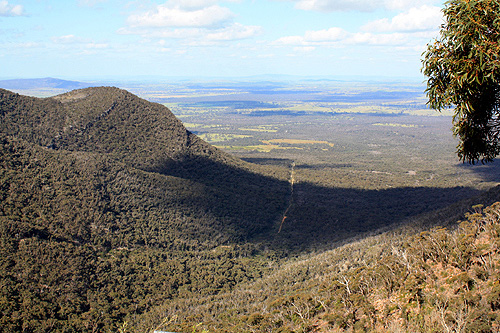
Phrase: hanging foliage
[{"left": 422, "top": 0, "right": 500, "bottom": 163}]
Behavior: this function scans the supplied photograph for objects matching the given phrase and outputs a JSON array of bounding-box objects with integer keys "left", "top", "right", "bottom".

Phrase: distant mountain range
[{"left": 0, "top": 77, "right": 95, "bottom": 90}]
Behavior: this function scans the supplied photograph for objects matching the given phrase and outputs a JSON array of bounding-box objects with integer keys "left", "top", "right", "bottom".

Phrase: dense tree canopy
[{"left": 422, "top": 0, "right": 500, "bottom": 164}]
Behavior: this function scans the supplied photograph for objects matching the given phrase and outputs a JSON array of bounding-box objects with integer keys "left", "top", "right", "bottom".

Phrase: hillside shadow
[
  {"left": 240, "top": 157, "right": 295, "bottom": 167},
  {"left": 153, "top": 155, "right": 487, "bottom": 253},
  {"left": 241, "top": 157, "right": 353, "bottom": 169},
  {"left": 150, "top": 155, "right": 290, "bottom": 242},
  {"left": 458, "top": 159, "right": 500, "bottom": 183},
  {"left": 274, "top": 183, "right": 482, "bottom": 251}
]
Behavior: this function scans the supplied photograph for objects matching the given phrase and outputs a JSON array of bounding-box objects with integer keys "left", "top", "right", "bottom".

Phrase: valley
[
  {"left": 131, "top": 78, "right": 496, "bottom": 190},
  {"left": 141, "top": 79, "right": 499, "bottom": 249}
]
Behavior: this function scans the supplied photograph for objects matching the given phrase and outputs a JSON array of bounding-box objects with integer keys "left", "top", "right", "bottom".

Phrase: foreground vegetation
[{"left": 137, "top": 198, "right": 500, "bottom": 332}]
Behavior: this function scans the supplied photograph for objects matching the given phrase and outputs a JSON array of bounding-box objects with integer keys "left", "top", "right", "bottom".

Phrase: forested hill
[
  {"left": 0, "top": 87, "right": 290, "bottom": 331},
  {"left": 0, "top": 87, "right": 239, "bottom": 171},
  {"left": 0, "top": 86, "right": 291, "bottom": 246}
]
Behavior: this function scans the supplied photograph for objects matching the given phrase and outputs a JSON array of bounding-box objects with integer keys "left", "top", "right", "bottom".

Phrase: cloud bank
[
  {"left": 292, "top": 0, "right": 437, "bottom": 12},
  {"left": 275, "top": 5, "right": 442, "bottom": 48},
  {"left": 361, "top": 5, "right": 443, "bottom": 32},
  {"left": 0, "top": 0, "right": 24, "bottom": 16},
  {"left": 120, "top": 0, "right": 262, "bottom": 45},
  {"left": 126, "top": 3, "right": 234, "bottom": 28}
]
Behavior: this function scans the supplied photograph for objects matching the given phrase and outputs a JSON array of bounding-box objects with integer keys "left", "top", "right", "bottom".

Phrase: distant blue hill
[{"left": 0, "top": 77, "right": 95, "bottom": 90}]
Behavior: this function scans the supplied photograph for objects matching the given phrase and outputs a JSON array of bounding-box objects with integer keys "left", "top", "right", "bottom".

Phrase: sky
[{"left": 0, "top": 0, "right": 446, "bottom": 80}]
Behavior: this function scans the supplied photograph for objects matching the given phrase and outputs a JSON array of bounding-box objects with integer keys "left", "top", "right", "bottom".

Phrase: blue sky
[{"left": 0, "top": 0, "right": 445, "bottom": 80}]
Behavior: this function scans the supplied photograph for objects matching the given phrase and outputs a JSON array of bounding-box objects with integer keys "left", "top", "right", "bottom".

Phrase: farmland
[{"left": 118, "top": 78, "right": 497, "bottom": 194}]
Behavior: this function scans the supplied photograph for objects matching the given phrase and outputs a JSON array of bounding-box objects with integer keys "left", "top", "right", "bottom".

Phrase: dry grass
[{"left": 263, "top": 138, "right": 334, "bottom": 147}]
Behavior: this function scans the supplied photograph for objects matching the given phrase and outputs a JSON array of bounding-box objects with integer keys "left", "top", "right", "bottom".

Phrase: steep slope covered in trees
[
  {"left": 135, "top": 198, "right": 500, "bottom": 333},
  {"left": 0, "top": 87, "right": 236, "bottom": 170},
  {"left": 0, "top": 88, "right": 289, "bottom": 331}
]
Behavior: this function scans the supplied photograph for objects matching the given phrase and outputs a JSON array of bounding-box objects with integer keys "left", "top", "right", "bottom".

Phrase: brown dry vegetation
[{"left": 138, "top": 200, "right": 500, "bottom": 333}]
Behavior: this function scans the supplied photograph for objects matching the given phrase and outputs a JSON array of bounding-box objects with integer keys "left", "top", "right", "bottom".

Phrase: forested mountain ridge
[
  {"left": 0, "top": 87, "right": 290, "bottom": 331},
  {"left": 0, "top": 86, "right": 291, "bottom": 247},
  {"left": 0, "top": 87, "right": 238, "bottom": 171}
]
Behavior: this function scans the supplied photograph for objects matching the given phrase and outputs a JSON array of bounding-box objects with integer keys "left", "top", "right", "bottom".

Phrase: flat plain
[{"left": 121, "top": 78, "right": 498, "bottom": 192}]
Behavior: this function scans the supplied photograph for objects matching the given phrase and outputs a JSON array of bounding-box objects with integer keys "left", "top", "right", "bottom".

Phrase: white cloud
[
  {"left": 257, "top": 53, "right": 275, "bottom": 58},
  {"left": 119, "top": 23, "right": 261, "bottom": 42},
  {"left": 274, "top": 28, "right": 412, "bottom": 47},
  {"left": 118, "top": 27, "right": 204, "bottom": 39},
  {"left": 274, "top": 35, "right": 307, "bottom": 46},
  {"left": 304, "top": 27, "right": 346, "bottom": 42},
  {"left": 76, "top": 42, "right": 111, "bottom": 55},
  {"left": 274, "top": 28, "right": 346, "bottom": 46},
  {"left": 362, "top": 5, "right": 443, "bottom": 32},
  {"left": 292, "top": 0, "right": 438, "bottom": 12},
  {"left": 120, "top": 1, "right": 260, "bottom": 45},
  {"left": 349, "top": 32, "right": 407, "bottom": 45},
  {"left": 205, "top": 23, "right": 262, "bottom": 41},
  {"left": 273, "top": 2, "right": 442, "bottom": 51},
  {"left": 51, "top": 35, "right": 90, "bottom": 44},
  {"left": 126, "top": 2, "right": 233, "bottom": 28},
  {"left": 166, "top": 0, "right": 219, "bottom": 10},
  {"left": 0, "top": 0, "right": 24, "bottom": 16},
  {"left": 295, "top": 0, "right": 379, "bottom": 12},
  {"left": 77, "top": 0, "right": 107, "bottom": 7},
  {"left": 383, "top": 0, "right": 436, "bottom": 11},
  {"left": 51, "top": 35, "right": 110, "bottom": 51},
  {"left": 86, "top": 42, "right": 109, "bottom": 49}
]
